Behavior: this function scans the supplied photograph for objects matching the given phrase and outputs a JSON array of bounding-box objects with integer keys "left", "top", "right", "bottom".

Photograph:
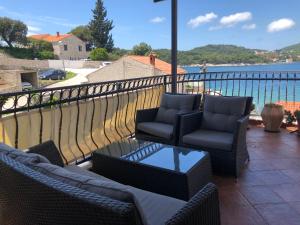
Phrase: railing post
[
  {"left": 163, "top": 75, "right": 167, "bottom": 93},
  {"left": 171, "top": 0, "right": 178, "bottom": 93}
]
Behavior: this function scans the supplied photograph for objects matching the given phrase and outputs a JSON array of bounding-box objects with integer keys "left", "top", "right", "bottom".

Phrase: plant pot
[
  {"left": 261, "top": 104, "right": 284, "bottom": 132},
  {"left": 297, "top": 118, "right": 300, "bottom": 136}
]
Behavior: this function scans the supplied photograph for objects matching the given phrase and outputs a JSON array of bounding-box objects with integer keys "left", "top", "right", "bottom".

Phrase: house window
[
  {"left": 78, "top": 45, "right": 82, "bottom": 52},
  {"left": 64, "top": 45, "right": 68, "bottom": 51}
]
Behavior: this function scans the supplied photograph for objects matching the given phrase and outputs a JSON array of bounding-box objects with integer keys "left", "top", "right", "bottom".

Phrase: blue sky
[{"left": 0, "top": 0, "right": 299, "bottom": 50}]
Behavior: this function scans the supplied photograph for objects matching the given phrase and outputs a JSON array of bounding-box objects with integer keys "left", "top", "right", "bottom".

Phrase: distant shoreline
[{"left": 182, "top": 62, "right": 299, "bottom": 68}]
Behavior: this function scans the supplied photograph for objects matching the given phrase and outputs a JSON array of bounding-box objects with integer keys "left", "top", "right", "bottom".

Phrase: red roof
[
  {"left": 128, "top": 55, "right": 186, "bottom": 74},
  {"left": 276, "top": 101, "right": 300, "bottom": 113},
  {"left": 28, "top": 33, "right": 73, "bottom": 42}
]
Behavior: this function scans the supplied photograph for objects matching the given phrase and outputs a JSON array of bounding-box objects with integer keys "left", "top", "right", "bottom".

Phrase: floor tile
[
  {"left": 281, "top": 169, "right": 300, "bottom": 183},
  {"left": 252, "top": 171, "right": 295, "bottom": 185},
  {"left": 272, "top": 184, "right": 300, "bottom": 202},
  {"left": 239, "top": 186, "right": 284, "bottom": 205},
  {"left": 255, "top": 203, "right": 300, "bottom": 225}
]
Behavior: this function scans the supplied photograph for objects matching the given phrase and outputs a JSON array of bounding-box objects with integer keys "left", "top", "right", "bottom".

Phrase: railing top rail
[
  {"left": 0, "top": 74, "right": 170, "bottom": 97},
  {"left": 179, "top": 71, "right": 300, "bottom": 75}
]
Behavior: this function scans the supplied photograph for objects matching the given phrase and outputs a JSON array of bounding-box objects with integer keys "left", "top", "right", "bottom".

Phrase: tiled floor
[{"left": 214, "top": 126, "right": 300, "bottom": 225}]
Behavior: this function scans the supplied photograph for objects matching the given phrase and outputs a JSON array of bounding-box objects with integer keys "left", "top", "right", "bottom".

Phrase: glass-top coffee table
[{"left": 92, "top": 139, "right": 212, "bottom": 200}]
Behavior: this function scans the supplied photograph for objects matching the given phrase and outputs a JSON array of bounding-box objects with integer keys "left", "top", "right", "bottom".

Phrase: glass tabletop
[{"left": 96, "top": 139, "right": 208, "bottom": 173}]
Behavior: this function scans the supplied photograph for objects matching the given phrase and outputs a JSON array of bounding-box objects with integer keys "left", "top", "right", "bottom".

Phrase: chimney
[
  {"left": 149, "top": 52, "right": 156, "bottom": 67},
  {"left": 56, "top": 32, "right": 60, "bottom": 37}
]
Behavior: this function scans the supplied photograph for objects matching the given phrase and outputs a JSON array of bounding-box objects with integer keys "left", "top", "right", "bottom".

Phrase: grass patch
[
  {"left": 66, "top": 71, "right": 76, "bottom": 79},
  {"left": 39, "top": 80, "right": 58, "bottom": 88}
]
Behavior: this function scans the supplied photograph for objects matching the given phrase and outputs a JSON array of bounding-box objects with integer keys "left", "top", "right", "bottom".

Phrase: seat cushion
[
  {"left": 127, "top": 186, "right": 185, "bottom": 225},
  {"left": 137, "top": 122, "right": 173, "bottom": 140},
  {"left": 202, "top": 95, "right": 247, "bottom": 133},
  {"left": 32, "top": 162, "right": 185, "bottom": 225},
  {"left": 182, "top": 129, "right": 234, "bottom": 151},
  {"left": 155, "top": 94, "right": 195, "bottom": 124},
  {"left": 0, "top": 143, "right": 50, "bottom": 165},
  {"left": 65, "top": 164, "right": 112, "bottom": 182},
  {"left": 30, "top": 162, "right": 134, "bottom": 203}
]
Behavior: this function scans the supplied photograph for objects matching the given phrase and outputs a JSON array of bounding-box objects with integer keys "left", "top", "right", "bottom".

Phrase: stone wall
[
  {"left": 0, "top": 54, "right": 48, "bottom": 70},
  {"left": 0, "top": 54, "right": 102, "bottom": 70},
  {"left": 48, "top": 60, "right": 101, "bottom": 69},
  {"left": 0, "top": 70, "right": 21, "bottom": 93}
]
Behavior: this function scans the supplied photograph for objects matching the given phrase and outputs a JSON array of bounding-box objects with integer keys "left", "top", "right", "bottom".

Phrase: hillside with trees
[
  {"left": 281, "top": 43, "right": 300, "bottom": 55},
  {"left": 155, "top": 45, "right": 270, "bottom": 65}
]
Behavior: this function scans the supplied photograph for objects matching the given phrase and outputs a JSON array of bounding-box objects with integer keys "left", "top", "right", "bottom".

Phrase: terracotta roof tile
[
  {"left": 128, "top": 55, "right": 186, "bottom": 74},
  {"left": 276, "top": 101, "right": 300, "bottom": 113},
  {"left": 28, "top": 34, "right": 73, "bottom": 42}
]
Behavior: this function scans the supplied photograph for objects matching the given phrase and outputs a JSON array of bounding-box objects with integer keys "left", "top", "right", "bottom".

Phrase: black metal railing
[
  {"left": 0, "top": 71, "right": 299, "bottom": 164},
  {"left": 0, "top": 75, "right": 170, "bottom": 164},
  {"left": 176, "top": 71, "right": 300, "bottom": 114}
]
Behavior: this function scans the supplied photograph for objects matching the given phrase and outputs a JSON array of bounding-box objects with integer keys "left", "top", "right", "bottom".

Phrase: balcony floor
[{"left": 215, "top": 126, "right": 300, "bottom": 225}]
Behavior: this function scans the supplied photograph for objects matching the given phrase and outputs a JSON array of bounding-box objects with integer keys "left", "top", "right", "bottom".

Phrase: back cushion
[
  {"left": 0, "top": 143, "right": 50, "bottom": 165},
  {"left": 31, "top": 162, "right": 135, "bottom": 203},
  {"left": 155, "top": 94, "right": 195, "bottom": 124},
  {"left": 28, "top": 140, "right": 64, "bottom": 167},
  {"left": 201, "top": 95, "right": 247, "bottom": 132}
]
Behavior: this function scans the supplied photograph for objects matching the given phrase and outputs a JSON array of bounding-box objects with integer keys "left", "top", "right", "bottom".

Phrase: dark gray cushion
[
  {"left": 155, "top": 94, "right": 195, "bottom": 124},
  {"left": 201, "top": 95, "right": 247, "bottom": 132},
  {"left": 137, "top": 122, "right": 173, "bottom": 139},
  {"left": 65, "top": 165, "right": 112, "bottom": 182},
  {"left": 31, "top": 162, "right": 134, "bottom": 203},
  {"left": 182, "top": 129, "right": 234, "bottom": 151},
  {"left": 127, "top": 186, "right": 186, "bottom": 225},
  {"left": 0, "top": 143, "right": 50, "bottom": 165},
  {"left": 28, "top": 141, "right": 64, "bottom": 167},
  {"left": 32, "top": 162, "right": 185, "bottom": 225}
]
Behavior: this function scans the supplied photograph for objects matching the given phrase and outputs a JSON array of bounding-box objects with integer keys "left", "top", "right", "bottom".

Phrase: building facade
[
  {"left": 29, "top": 33, "right": 89, "bottom": 60},
  {"left": 87, "top": 55, "right": 186, "bottom": 83},
  {"left": 0, "top": 70, "right": 38, "bottom": 93}
]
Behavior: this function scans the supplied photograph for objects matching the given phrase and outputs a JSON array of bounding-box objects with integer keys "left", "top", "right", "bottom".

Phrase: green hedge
[{"left": 0, "top": 46, "right": 55, "bottom": 60}]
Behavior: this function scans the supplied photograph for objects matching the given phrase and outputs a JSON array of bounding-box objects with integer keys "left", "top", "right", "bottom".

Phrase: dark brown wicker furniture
[
  {"left": 0, "top": 142, "right": 220, "bottom": 225},
  {"left": 179, "top": 95, "right": 253, "bottom": 177},
  {"left": 92, "top": 139, "right": 212, "bottom": 201},
  {"left": 135, "top": 93, "right": 202, "bottom": 145}
]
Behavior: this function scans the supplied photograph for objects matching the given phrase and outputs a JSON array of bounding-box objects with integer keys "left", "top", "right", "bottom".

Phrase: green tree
[
  {"left": 89, "top": 48, "right": 109, "bottom": 60},
  {"left": 28, "top": 38, "right": 53, "bottom": 52},
  {"left": 89, "top": 0, "right": 114, "bottom": 52},
  {"left": 70, "top": 25, "right": 92, "bottom": 43},
  {"left": 0, "top": 17, "right": 28, "bottom": 47},
  {"left": 132, "top": 42, "right": 152, "bottom": 56}
]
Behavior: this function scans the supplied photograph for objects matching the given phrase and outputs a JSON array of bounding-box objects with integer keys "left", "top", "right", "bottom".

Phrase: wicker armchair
[
  {"left": 179, "top": 95, "right": 253, "bottom": 177},
  {"left": 135, "top": 93, "right": 201, "bottom": 145},
  {"left": 0, "top": 143, "right": 221, "bottom": 225}
]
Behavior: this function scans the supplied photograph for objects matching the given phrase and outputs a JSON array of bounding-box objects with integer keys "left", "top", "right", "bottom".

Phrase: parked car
[
  {"left": 39, "top": 69, "right": 66, "bottom": 80},
  {"left": 21, "top": 82, "right": 33, "bottom": 91}
]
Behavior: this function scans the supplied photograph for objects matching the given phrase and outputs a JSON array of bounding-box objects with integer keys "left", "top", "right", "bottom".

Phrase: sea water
[{"left": 182, "top": 63, "right": 300, "bottom": 113}]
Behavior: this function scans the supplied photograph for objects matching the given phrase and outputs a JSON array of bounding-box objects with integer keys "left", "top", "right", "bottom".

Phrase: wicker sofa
[{"left": 0, "top": 142, "right": 220, "bottom": 225}]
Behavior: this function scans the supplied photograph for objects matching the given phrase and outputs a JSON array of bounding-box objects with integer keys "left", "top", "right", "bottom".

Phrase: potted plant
[
  {"left": 185, "top": 83, "right": 194, "bottom": 93},
  {"left": 295, "top": 110, "right": 300, "bottom": 136},
  {"left": 261, "top": 103, "right": 284, "bottom": 132}
]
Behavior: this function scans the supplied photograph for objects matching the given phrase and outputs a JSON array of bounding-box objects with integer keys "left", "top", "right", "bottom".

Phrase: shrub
[
  {"left": 37, "top": 51, "right": 55, "bottom": 59},
  {"left": 0, "top": 46, "right": 35, "bottom": 59},
  {"left": 28, "top": 39, "right": 54, "bottom": 52},
  {"left": 89, "top": 48, "right": 109, "bottom": 61}
]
